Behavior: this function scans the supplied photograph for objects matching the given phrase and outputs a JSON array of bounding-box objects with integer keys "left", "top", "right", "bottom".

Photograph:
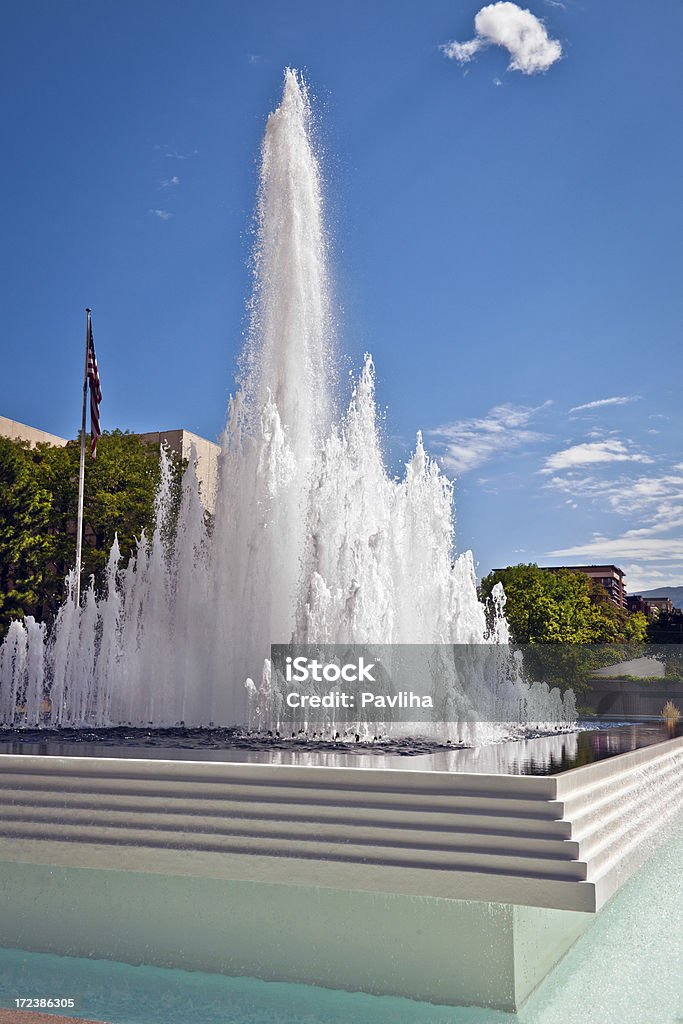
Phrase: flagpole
[{"left": 74, "top": 308, "right": 91, "bottom": 607}]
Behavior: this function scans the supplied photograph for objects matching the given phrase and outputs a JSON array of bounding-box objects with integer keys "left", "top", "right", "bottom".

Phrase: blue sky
[{"left": 1, "top": 1, "right": 681, "bottom": 592}]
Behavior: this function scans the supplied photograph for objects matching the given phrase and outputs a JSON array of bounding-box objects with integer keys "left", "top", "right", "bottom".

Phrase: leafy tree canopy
[
  {"left": 0, "top": 437, "right": 54, "bottom": 630},
  {"left": 647, "top": 609, "right": 683, "bottom": 645},
  {"left": 479, "top": 564, "right": 648, "bottom": 691},
  {"left": 0, "top": 431, "right": 182, "bottom": 636},
  {"left": 479, "top": 563, "right": 646, "bottom": 644}
]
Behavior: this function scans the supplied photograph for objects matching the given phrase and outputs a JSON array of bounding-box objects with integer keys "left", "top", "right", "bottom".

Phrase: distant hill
[{"left": 638, "top": 586, "right": 683, "bottom": 610}]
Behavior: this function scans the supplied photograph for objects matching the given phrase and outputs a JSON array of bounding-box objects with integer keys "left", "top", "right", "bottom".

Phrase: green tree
[
  {"left": 0, "top": 438, "right": 54, "bottom": 631},
  {"left": 646, "top": 611, "right": 683, "bottom": 680},
  {"left": 0, "top": 431, "right": 183, "bottom": 636},
  {"left": 647, "top": 610, "right": 683, "bottom": 645},
  {"left": 480, "top": 564, "right": 599, "bottom": 644},
  {"left": 588, "top": 581, "right": 648, "bottom": 644},
  {"left": 479, "top": 564, "right": 647, "bottom": 691}
]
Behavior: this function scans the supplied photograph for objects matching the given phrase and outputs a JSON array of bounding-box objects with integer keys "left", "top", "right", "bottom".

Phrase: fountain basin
[{"left": 1, "top": 734, "right": 683, "bottom": 1011}]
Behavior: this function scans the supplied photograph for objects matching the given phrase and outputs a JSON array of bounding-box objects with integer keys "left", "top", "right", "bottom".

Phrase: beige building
[
  {"left": 0, "top": 416, "right": 220, "bottom": 513},
  {"left": 0, "top": 415, "right": 69, "bottom": 449},
  {"left": 138, "top": 429, "right": 220, "bottom": 513}
]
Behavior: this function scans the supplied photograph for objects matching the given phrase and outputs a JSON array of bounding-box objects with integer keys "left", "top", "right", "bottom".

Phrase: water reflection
[{"left": 0, "top": 721, "right": 681, "bottom": 775}]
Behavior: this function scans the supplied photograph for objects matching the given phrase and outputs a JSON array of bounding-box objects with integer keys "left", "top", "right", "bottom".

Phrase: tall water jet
[
  {"left": 0, "top": 70, "right": 575, "bottom": 732},
  {"left": 209, "top": 69, "right": 336, "bottom": 722}
]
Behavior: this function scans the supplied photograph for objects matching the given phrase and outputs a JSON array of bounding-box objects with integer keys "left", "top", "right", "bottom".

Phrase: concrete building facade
[{"left": 0, "top": 415, "right": 69, "bottom": 449}]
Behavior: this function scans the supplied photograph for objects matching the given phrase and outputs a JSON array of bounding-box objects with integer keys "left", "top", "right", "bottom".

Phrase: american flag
[{"left": 87, "top": 316, "right": 102, "bottom": 459}]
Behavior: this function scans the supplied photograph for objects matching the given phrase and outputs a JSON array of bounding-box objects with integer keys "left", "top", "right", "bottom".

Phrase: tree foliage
[
  {"left": 480, "top": 564, "right": 647, "bottom": 645},
  {"left": 0, "top": 438, "right": 54, "bottom": 629},
  {"left": 0, "top": 431, "right": 182, "bottom": 636},
  {"left": 646, "top": 610, "right": 683, "bottom": 680},
  {"left": 479, "top": 564, "right": 649, "bottom": 691},
  {"left": 647, "top": 609, "right": 683, "bottom": 645}
]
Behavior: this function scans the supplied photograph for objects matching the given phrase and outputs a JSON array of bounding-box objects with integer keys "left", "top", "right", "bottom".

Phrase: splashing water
[{"left": 0, "top": 70, "right": 575, "bottom": 732}]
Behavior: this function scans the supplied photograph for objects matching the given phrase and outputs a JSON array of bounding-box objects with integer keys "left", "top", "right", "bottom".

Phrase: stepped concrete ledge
[{"left": 0, "top": 736, "right": 682, "bottom": 1011}]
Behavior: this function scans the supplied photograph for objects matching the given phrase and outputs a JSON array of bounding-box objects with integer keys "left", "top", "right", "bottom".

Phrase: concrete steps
[
  {"left": 0, "top": 818, "right": 588, "bottom": 879},
  {"left": 0, "top": 804, "right": 582, "bottom": 867},
  {"left": 0, "top": 789, "right": 574, "bottom": 837},
  {"left": 1, "top": 736, "right": 682, "bottom": 912}
]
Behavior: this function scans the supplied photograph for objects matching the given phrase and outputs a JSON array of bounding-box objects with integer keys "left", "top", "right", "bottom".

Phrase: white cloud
[
  {"left": 160, "top": 176, "right": 180, "bottom": 188},
  {"left": 430, "top": 401, "right": 549, "bottom": 474},
  {"left": 546, "top": 463, "right": 683, "bottom": 587},
  {"left": 612, "top": 471, "right": 683, "bottom": 519},
  {"left": 623, "top": 516, "right": 683, "bottom": 538},
  {"left": 569, "top": 395, "right": 640, "bottom": 414},
  {"left": 622, "top": 563, "right": 683, "bottom": 592},
  {"left": 541, "top": 440, "right": 653, "bottom": 473},
  {"left": 544, "top": 474, "right": 601, "bottom": 497},
  {"left": 442, "top": 2, "right": 562, "bottom": 75},
  {"left": 445, "top": 37, "right": 482, "bottom": 64},
  {"left": 546, "top": 468, "right": 683, "bottom": 537},
  {"left": 149, "top": 209, "right": 172, "bottom": 221},
  {"left": 614, "top": 491, "right": 683, "bottom": 540},
  {"left": 549, "top": 536, "right": 683, "bottom": 562}
]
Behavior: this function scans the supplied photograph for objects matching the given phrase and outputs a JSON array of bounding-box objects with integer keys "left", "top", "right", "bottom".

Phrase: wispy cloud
[
  {"left": 545, "top": 463, "right": 683, "bottom": 587},
  {"left": 155, "top": 145, "right": 199, "bottom": 160},
  {"left": 442, "top": 2, "right": 562, "bottom": 75},
  {"left": 621, "top": 562, "right": 683, "bottom": 592},
  {"left": 549, "top": 536, "right": 683, "bottom": 563},
  {"left": 540, "top": 439, "right": 653, "bottom": 473},
  {"left": 149, "top": 209, "right": 172, "bottom": 221},
  {"left": 611, "top": 470, "right": 683, "bottom": 522},
  {"left": 569, "top": 395, "right": 640, "bottom": 414},
  {"left": 159, "top": 175, "right": 180, "bottom": 188},
  {"left": 547, "top": 469, "right": 683, "bottom": 534},
  {"left": 430, "top": 401, "right": 550, "bottom": 475}
]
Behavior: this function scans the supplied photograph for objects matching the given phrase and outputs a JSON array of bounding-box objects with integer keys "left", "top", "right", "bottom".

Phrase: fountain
[
  {"left": 1, "top": 70, "right": 683, "bottom": 1016},
  {"left": 0, "top": 69, "right": 575, "bottom": 735}
]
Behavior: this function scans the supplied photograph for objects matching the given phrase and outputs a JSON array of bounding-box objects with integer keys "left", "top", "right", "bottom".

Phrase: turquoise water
[{"left": 1, "top": 822, "right": 682, "bottom": 1024}]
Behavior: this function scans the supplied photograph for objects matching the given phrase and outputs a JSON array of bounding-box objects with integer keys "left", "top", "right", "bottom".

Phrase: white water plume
[{"left": 0, "top": 69, "right": 575, "bottom": 733}]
